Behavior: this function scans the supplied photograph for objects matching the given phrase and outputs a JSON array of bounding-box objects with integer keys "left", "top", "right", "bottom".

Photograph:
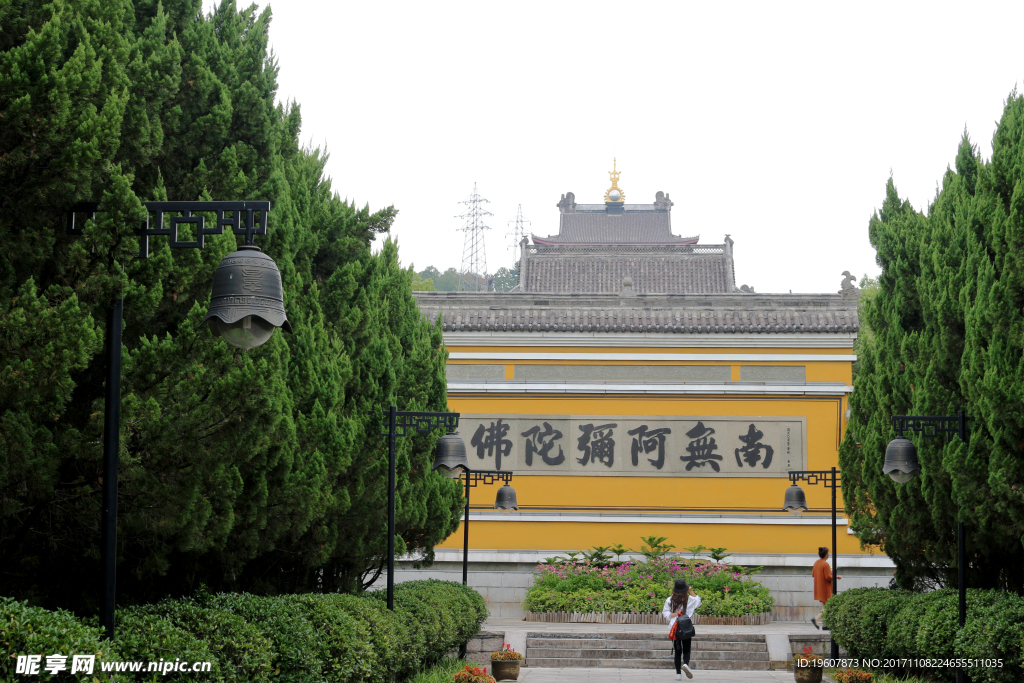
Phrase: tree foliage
[
  {"left": 842, "top": 106, "right": 1024, "bottom": 591},
  {"left": 0, "top": 0, "right": 462, "bottom": 611},
  {"left": 491, "top": 262, "right": 520, "bottom": 292},
  {"left": 417, "top": 266, "right": 459, "bottom": 292}
]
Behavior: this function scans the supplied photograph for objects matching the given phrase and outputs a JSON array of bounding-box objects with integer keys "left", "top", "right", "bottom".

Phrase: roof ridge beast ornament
[{"left": 839, "top": 271, "right": 860, "bottom": 301}]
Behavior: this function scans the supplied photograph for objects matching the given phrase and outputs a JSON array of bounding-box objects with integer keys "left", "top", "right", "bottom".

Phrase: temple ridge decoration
[{"left": 604, "top": 158, "right": 625, "bottom": 204}]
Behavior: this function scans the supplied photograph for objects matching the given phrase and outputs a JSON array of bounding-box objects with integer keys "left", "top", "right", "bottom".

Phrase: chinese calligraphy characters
[
  {"left": 521, "top": 422, "right": 566, "bottom": 466},
  {"left": 577, "top": 423, "right": 617, "bottom": 467},
  {"left": 628, "top": 425, "right": 672, "bottom": 469},
  {"left": 471, "top": 419, "right": 513, "bottom": 469},
  {"left": 735, "top": 423, "right": 774, "bottom": 468},
  {"left": 680, "top": 421, "right": 723, "bottom": 471}
]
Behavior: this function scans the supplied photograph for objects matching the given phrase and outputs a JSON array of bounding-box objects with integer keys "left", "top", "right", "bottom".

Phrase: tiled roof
[
  {"left": 413, "top": 292, "right": 860, "bottom": 335},
  {"left": 522, "top": 253, "right": 732, "bottom": 294},
  {"left": 534, "top": 208, "right": 696, "bottom": 245}
]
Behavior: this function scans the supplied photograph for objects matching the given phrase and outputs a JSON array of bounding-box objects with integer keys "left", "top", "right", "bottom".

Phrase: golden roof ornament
[{"left": 604, "top": 157, "right": 625, "bottom": 203}]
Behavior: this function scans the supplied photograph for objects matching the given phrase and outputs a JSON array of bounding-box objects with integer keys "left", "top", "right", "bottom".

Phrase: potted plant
[
  {"left": 792, "top": 645, "right": 825, "bottom": 683},
  {"left": 490, "top": 643, "right": 524, "bottom": 681},
  {"left": 453, "top": 665, "right": 496, "bottom": 683},
  {"left": 834, "top": 668, "right": 873, "bottom": 683}
]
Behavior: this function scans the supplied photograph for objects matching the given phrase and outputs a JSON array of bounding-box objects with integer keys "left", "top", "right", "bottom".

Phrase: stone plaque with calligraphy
[{"left": 460, "top": 415, "right": 805, "bottom": 477}]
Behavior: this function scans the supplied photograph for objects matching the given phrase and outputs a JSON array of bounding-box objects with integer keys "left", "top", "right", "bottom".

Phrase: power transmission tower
[
  {"left": 457, "top": 183, "right": 492, "bottom": 291},
  {"left": 507, "top": 204, "right": 531, "bottom": 256}
]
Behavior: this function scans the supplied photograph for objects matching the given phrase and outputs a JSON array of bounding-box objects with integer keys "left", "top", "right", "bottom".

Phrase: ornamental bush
[
  {"left": 112, "top": 610, "right": 221, "bottom": 683},
  {"left": 522, "top": 556, "right": 773, "bottom": 616},
  {"left": 0, "top": 581, "right": 486, "bottom": 683},
  {"left": 206, "top": 593, "right": 325, "bottom": 683},
  {"left": 823, "top": 587, "right": 1024, "bottom": 683},
  {"left": 0, "top": 597, "right": 117, "bottom": 681},
  {"left": 138, "top": 599, "right": 275, "bottom": 683}
]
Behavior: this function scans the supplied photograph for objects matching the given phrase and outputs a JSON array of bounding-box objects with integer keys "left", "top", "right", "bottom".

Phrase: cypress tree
[
  {"left": 1, "top": 0, "right": 462, "bottom": 609},
  {"left": 842, "top": 107, "right": 1024, "bottom": 591}
]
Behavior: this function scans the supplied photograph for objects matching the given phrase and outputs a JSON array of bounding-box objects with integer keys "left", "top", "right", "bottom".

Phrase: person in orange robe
[{"left": 811, "top": 546, "right": 840, "bottom": 629}]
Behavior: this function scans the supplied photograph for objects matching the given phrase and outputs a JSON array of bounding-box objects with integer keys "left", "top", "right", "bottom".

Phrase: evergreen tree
[
  {"left": 842, "top": 119, "right": 1024, "bottom": 591},
  {"left": 491, "top": 261, "right": 520, "bottom": 291},
  {"left": 1, "top": 0, "right": 462, "bottom": 610},
  {"left": 418, "top": 266, "right": 459, "bottom": 291}
]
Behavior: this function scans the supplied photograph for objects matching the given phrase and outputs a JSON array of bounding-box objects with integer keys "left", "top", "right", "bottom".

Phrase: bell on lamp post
[
  {"left": 783, "top": 484, "right": 809, "bottom": 515},
  {"left": 204, "top": 245, "right": 292, "bottom": 350},
  {"left": 884, "top": 437, "right": 920, "bottom": 483},
  {"left": 494, "top": 484, "right": 518, "bottom": 514},
  {"left": 432, "top": 433, "right": 469, "bottom": 478}
]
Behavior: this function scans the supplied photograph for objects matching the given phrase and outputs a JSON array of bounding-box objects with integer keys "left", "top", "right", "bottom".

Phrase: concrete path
[
  {"left": 484, "top": 617, "right": 822, "bottom": 635},
  {"left": 516, "top": 668, "right": 802, "bottom": 682}
]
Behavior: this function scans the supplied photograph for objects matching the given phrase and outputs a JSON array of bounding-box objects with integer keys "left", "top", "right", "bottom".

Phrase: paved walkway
[
  {"left": 516, "top": 669, "right": 803, "bottom": 682},
  {"left": 484, "top": 617, "right": 823, "bottom": 635}
]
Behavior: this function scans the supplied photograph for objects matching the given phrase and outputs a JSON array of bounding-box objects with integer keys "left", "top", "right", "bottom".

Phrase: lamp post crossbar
[
  {"left": 891, "top": 414, "right": 964, "bottom": 442},
  {"left": 788, "top": 467, "right": 841, "bottom": 660},
  {"left": 65, "top": 199, "right": 276, "bottom": 641},
  {"left": 379, "top": 411, "right": 461, "bottom": 439},
  {"left": 788, "top": 470, "right": 842, "bottom": 488},
  {"left": 888, "top": 411, "right": 967, "bottom": 683},
  {"left": 380, "top": 407, "right": 461, "bottom": 611},
  {"left": 67, "top": 200, "right": 271, "bottom": 257}
]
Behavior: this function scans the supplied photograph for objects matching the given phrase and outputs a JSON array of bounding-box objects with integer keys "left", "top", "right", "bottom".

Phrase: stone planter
[
  {"left": 490, "top": 659, "right": 521, "bottom": 681},
  {"left": 792, "top": 666, "right": 823, "bottom": 683}
]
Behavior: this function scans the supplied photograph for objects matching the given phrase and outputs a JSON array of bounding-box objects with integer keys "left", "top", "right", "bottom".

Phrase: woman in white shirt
[{"left": 662, "top": 578, "right": 701, "bottom": 680}]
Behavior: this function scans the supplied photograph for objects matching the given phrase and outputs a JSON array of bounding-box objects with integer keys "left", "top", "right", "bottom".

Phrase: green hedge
[
  {"left": 822, "top": 587, "right": 1024, "bottom": 683},
  {"left": 0, "top": 581, "right": 487, "bottom": 683},
  {"left": 0, "top": 596, "right": 117, "bottom": 681}
]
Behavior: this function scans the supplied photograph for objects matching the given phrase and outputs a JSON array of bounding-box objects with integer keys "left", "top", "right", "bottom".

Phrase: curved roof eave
[{"left": 531, "top": 234, "right": 700, "bottom": 246}]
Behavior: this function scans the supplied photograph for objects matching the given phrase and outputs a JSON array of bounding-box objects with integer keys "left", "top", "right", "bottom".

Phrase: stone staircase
[{"left": 525, "top": 632, "right": 771, "bottom": 670}]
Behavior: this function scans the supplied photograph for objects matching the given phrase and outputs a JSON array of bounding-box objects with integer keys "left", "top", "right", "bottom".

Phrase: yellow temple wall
[{"left": 438, "top": 343, "right": 866, "bottom": 558}]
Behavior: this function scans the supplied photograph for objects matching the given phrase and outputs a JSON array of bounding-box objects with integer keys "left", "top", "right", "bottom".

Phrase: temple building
[
  {"left": 516, "top": 159, "right": 739, "bottom": 295},
  {"left": 400, "top": 162, "right": 893, "bottom": 621}
]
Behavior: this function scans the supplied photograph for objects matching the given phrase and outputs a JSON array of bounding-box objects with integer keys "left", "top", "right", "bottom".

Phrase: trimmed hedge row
[
  {"left": 822, "top": 587, "right": 1024, "bottom": 683},
  {"left": 1, "top": 580, "right": 487, "bottom": 683}
]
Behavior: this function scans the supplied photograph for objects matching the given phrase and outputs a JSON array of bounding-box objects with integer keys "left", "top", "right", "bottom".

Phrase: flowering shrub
[
  {"left": 793, "top": 645, "right": 825, "bottom": 667},
  {"left": 834, "top": 668, "right": 873, "bottom": 683},
  {"left": 490, "top": 643, "right": 524, "bottom": 660},
  {"left": 522, "top": 555, "right": 773, "bottom": 616},
  {"left": 453, "top": 665, "right": 496, "bottom": 683}
]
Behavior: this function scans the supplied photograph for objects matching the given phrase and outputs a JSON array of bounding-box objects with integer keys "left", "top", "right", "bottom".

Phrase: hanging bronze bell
[
  {"left": 204, "top": 245, "right": 292, "bottom": 350},
  {"left": 432, "top": 433, "right": 470, "bottom": 478},
  {"left": 783, "top": 484, "right": 809, "bottom": 515}
]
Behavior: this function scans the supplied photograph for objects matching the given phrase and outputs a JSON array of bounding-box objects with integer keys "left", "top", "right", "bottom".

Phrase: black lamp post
[
  {"left": 885, "top": 412, "right": 968, "bottom": 683},
  {"left": 379, "top": 407, "right": 463, "bottom": 610},
  {"left": 782, "top": 467, "right": 842, "bottom": 659},
  {"left": 431, "top": 439, "right": 516, "bottom": 658},
  {"left": 430, "top": 434, "right": 519, "bottom": 584},
  {"left": 67, "top": 201, "right": 289, "bottom": 640}
]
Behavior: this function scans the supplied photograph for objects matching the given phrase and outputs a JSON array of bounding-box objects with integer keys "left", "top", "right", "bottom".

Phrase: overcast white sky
[{"left": 207, "top": 0, "right": 1024, "bottom": 294}]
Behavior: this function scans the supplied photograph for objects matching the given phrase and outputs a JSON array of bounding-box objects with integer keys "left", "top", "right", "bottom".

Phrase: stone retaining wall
[
  {"left": 523, "top": 611, "right": 771, "bottom": 625},
  {"left": 462, "top": 630, "right": 505, "bottom": 666},
  {"left": 373, "top": 551, "right": 894, "bottom": 622}
]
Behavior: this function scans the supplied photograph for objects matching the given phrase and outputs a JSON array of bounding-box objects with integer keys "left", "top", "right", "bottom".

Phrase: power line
[
  {"left": 506, "top": 204, "right": 531, "bottom": 258},
  {"left": 457, "top": 183, "right": 492, "bottom": 291}
]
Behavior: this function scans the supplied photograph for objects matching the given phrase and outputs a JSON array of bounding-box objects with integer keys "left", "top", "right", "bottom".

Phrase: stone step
[
  {"left": 526, "top": 637, "right": 767, "bottom": 652},
  {"left": 524, "top": 658, "right": 772, "bottom": 670},
  {"left": 527, "top": 648, "right": 769, "bottom": 661},
  {"left": 523, "top": 630, "right": 772, "bottom": 669},
  {"left": 526, "top": 631, "right": 766, "bottom": 642}
]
